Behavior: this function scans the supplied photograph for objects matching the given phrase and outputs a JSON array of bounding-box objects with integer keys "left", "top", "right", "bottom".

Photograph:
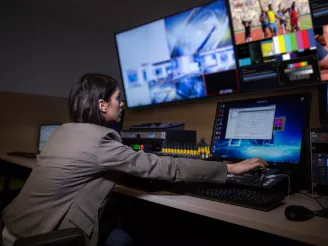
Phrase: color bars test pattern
[
  {"left": 271, "top": 29, "right": 316, "bottom": 55},
  {"left": 284, "top": 61, "right": 313, "bottom": 74},
  {"left": 261, "top": 40, "right": 275, "bottom": 57}
]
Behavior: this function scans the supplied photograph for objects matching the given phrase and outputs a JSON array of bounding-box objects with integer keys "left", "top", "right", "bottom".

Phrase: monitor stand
[{"left": 317, "top": 207, "right": 328, "bottom": 218}]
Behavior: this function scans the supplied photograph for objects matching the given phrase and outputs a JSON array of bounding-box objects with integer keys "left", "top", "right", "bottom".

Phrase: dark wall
[{"left": 0, "top": 0, "right": 211, "bottom": 98}]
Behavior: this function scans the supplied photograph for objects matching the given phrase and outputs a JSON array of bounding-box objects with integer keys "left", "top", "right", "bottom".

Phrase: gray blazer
[{"left": 2, "top": 123, "right": 227, "bottom": 246}]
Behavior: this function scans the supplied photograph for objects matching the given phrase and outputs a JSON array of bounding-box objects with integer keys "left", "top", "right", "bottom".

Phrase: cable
[
  {"left": 266, "top": 174, "right": 291, "bottom": 199},
  {"left": 268, "top": 175, "right": 327, "bottom": 213},
  {"left": 297, "top": 192, "right": 325, "bottom": 210},
  {"left": 266, "top": 174, "right": 327, "bottom": 213},
  {"left": 263, "top": 173, "right": 326, "bottom": 211}
]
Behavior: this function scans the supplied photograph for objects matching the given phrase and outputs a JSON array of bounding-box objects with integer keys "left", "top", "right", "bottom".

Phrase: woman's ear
[{"left": 99, "top": 99, "right": 108, "bottom": 113}]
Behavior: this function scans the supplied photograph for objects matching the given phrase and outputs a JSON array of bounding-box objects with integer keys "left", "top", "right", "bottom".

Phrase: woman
[
  {"left": 259, "top": 9, "right": 269, "bottom": 38},
  {"left": 289, "top": 3, "right": 300, "bottom": 32},
  {"left": 258, "top": 0, "right": 282, "bottom": 37},
  {"left": 241, "top": 19, "right": 252, "bottom": 43},
  {"left": 277, "top": 4, "right": 287, "bottom": 34},
  {"left": 1, "top": 74, "right": 268, "bottom": 246}
]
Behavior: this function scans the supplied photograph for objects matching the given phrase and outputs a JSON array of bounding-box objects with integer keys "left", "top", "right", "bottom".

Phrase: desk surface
[
  {"left": 1, "top": 153, "right": 328, "bottom": 245},
  {"left": 0, "top": 153, "right": 36, "bottom": 169},
  {"left": 115, "top": 186, "right": 328, "bottom": 245}
]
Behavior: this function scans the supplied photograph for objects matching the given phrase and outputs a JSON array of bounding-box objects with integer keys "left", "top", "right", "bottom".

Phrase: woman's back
[{"left": 2, "top": 123, "right": 118, "bottom": 245}]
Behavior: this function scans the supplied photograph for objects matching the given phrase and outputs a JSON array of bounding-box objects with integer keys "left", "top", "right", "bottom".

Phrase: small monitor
[
  {"left": 319, "top": 83, "right": 328, "bottom": 127},
  {"left": 211, "top": 93, "right": 311, "bottom": 165},
  {"left": 38, "top": 125, "right": 61, "bottom": 152}
]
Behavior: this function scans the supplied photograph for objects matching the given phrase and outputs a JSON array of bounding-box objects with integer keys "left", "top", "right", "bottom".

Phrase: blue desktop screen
[
  {"left": 115, "top": 0, "right": 240, "bottom": 108},
  {"left": 211, "top": 94, "right": 310, "bottom": 164}
]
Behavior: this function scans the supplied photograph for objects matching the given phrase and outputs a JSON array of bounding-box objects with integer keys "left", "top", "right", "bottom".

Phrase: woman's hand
[{"left": 227, "top": 158, "right": 268, "bottom": 175}]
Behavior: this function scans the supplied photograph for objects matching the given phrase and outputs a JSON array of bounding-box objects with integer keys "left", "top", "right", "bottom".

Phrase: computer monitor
[
  {"left": 319, "top": 83, "right": 328, "bottom": 127},
  {"left": 228, "top": 0, "right": 321, "bottom": 92},
  {"left": 211, "top": 93, "right": 311, "bottom": 166},
  {"left": 115, "top": 0, "right": 240, "bottom": 109},
  {"left": 38, "top": 125, "right": 61, "bottom": 152}
]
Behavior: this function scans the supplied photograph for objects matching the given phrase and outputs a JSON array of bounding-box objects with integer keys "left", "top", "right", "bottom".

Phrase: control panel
[
  {"left": 121, "top": 130, "right": 212, "bottom": 159},
  {"left": 226, "top": 168, "right": 287, "bottom": 189},
  {"left": 306, "top": 128, "right": 328, "bottom": 195},
  {"left": 121, "top": 130, "right": 196, "bottom": 153}
]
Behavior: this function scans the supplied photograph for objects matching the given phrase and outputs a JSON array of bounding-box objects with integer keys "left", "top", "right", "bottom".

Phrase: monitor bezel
[
  {"left": 38, "top": 124, "right": 62, "bottom": 153},
  {"left": 319, "top": 83, "right": 328, "bottom": 127},
  {"left": 114, "top": 0, "right": 241, "bottom": 109},
  {"left": 210, "top": 92, "right": 312, "bottom": 168}
]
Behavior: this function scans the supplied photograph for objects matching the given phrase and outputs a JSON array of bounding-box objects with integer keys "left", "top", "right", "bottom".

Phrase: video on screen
[
  {"left": 229, "top": 0, "right": 313, "bottom": 45},
  {"left": 115, "top": 0, "right": 240, "bottom": 108},
  {"left": 229, "top": 0, "right": 322, "bottom": 91}
]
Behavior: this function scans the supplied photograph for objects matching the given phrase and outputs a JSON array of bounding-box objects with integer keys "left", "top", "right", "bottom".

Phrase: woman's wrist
[{"left": 227, "top": 164, "right": 235, "bottom": 174}]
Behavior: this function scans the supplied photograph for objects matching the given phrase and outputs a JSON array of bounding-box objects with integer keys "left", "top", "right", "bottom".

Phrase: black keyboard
[
  {"left": 171, "top": 185, "right": 286, "bottom": 211},
  {"left": 179, "top": 186, "right": 285, "bottom": 211},
  {"left": 117, "top": 174, "right": 286, "bottom": 211}
]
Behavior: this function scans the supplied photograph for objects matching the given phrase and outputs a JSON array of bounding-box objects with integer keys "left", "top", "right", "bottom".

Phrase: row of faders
[{"left": 161, "top": 142, "right": 210, "bottom": 159}]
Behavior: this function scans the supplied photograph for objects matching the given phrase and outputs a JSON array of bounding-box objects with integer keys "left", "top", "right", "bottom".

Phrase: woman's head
[{"left": 68, "top": 73, "right": 124, "bottom": 127}]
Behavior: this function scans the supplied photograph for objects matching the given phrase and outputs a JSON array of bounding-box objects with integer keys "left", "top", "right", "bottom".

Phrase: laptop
[
  {"left": 8, "top": 124, "right": 61, "bottom": 159},
  {"left": 37, "top": 124, "right": 61, "bottom": 153}
]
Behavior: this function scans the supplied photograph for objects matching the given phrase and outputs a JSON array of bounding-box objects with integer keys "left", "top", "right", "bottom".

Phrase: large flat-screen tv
[
  {"left": 115, "top": 0, "right": 240, "bottom": 108},
  {"left": 228, "top": 0, "right": 323, "bottom": 92}
]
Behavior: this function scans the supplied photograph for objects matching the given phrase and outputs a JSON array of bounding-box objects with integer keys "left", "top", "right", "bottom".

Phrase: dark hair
[
  {"left": 268, "top": 4, "right": 272, "bottom": 9},
  {"left": 68, "top": 73, "right": 119, "bottom": 126}
]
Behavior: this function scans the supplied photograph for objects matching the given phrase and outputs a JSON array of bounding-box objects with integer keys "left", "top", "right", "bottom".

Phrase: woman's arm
[
  {"left": 98, "top": 135, "right": 228, "bottom": 183},
  {"left": 97, "top": 134, "right": 268, "bottom": 183},
  {"left": 258, "top": 0, "right": 265, "bottom": 12}
]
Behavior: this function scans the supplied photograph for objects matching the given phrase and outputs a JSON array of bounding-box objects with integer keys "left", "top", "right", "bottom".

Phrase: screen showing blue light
[
  {"left": 115, "top": 0, "right": 239, "bottom": 108},
  {"left": 211, "top": 94, "right": 309, "bottom": 164}
]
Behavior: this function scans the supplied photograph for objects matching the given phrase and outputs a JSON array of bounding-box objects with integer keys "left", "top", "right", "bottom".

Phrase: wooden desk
[
  {"left": 0, "top": 153, "right": 36, "bottom": 169},
  {"left": 1, "top": 153, "right": 328, "bottom": 245}
]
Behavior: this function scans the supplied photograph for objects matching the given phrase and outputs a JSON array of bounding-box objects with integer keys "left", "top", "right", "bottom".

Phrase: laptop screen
[{"left": 38, "top": 125, "right": 60, "bottom": 152}]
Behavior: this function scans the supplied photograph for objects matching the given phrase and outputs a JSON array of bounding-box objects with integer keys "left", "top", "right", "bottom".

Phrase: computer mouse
[{"left": 285, "top": 205, "right": 315, "bottom": 221}]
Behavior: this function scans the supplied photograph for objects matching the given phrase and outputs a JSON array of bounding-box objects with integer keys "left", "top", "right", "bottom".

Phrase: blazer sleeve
[{"left": 97, "top": 133, "right": 227, "bottom": 183}]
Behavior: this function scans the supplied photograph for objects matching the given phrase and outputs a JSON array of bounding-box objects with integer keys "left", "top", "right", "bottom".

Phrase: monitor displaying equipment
[
  {"left": 115, "top": 0, "right": 240, "bottom": 108},
  {"left": 211, "top": 93, "right": 311, "bottom": 165},
  {"left": 229, "top": 0, "right": 321, "bottom": 92},
  {"left": 38, "top": 125, "right": 60, "bottom": 152},
  {"left": 306, "top": 128, "right": 328, "bottom": 196},
  {"left": 319, "top": 83, "right": 328, "bottom": 127}
]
